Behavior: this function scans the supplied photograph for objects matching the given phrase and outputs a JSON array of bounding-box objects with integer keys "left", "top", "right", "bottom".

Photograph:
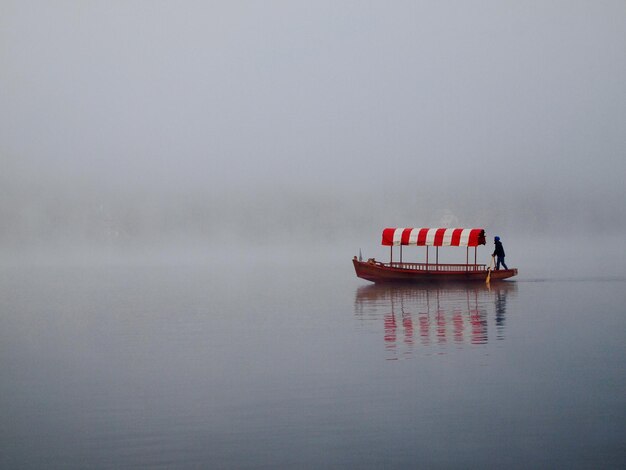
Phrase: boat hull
[{"left": 353, "top": 258, "right": 517, "bottom": 283}]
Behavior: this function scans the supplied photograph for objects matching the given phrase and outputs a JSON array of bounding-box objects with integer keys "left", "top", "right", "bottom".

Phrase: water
[{"left": 1, "top": 252, "right": 625, "bottom": 469}]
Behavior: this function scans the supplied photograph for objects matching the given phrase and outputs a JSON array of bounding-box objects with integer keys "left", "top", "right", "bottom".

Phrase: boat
[{"left": 353, "top": 227, "right": 517, "bottom": 283}]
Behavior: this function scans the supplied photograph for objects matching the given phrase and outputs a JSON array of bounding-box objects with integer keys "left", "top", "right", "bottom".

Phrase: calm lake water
[{"left": 1, "top": 250, "right": 625, "bottom": 469}]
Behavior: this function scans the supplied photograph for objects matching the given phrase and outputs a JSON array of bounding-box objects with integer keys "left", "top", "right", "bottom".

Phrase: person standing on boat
[{"left": 492, "top": 236, "right": 508, "bottom": 270}]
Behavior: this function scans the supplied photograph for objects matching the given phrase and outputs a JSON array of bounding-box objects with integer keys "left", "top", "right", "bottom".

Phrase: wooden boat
[{"left": 353, "top": 227, "right": 517, "bottom": 283}]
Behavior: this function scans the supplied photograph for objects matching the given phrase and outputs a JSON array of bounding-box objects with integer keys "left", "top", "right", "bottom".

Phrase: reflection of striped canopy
[{"left": 382, "top": 228, "right": 486, "bottom": 247}]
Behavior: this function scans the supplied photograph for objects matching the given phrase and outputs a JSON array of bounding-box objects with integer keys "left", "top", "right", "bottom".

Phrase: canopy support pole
[
  {"left": 426, "top": 247, "right": 429, "bottom": 270},
  {"left": 400, "top": 245, "right": 403, "bottom": 264},
  {"left": 436, "top": 246, "right": 439, "bottom": 271},
  {"left": 474, "top": 247, "right": 477, "bottom": 267},
  {"left": 390, "top": 246, "right": 393, "bottom": 264},
  {"left": 466, "top": 247, "right": 469, "bottom": 271}
]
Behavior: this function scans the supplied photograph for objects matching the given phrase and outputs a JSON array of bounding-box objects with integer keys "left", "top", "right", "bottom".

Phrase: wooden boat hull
[{"left": 353, "top": 258, "right": 517, "bottom": 283}]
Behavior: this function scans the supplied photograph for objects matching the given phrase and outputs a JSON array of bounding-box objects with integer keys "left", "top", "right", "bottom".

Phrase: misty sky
[{"left": 2, "top": 1, "right": 625, "bottom": 245}]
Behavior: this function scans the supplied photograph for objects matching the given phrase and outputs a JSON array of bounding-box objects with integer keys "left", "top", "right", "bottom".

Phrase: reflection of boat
[
  {"left": 355, "top": 282, "right": 517, "bottom": 307},
  {"left": 353, "top": 227, "right": 518, "bottom": 283},
  {"left": 354, "top": 282, "right": 517, "bottom": 356}
]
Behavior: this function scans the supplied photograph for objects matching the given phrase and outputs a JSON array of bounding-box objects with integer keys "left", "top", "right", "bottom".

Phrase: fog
[{"left": 2, "top": 1, "right": 625, "bottom": 266}]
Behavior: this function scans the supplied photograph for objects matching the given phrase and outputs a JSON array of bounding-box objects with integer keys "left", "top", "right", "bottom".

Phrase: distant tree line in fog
[{"left": 0, "top": 179, "right": 623, "bottom": 249}]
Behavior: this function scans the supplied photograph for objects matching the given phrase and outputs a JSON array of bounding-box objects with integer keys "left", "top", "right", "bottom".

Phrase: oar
[{"left": 486, "top": 255, "right": 494, "bottom": 284}]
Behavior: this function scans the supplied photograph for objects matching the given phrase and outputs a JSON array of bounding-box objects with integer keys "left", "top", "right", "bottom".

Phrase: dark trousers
[{"left": 496, "top": 256, "right": 508, "bottom": 270}]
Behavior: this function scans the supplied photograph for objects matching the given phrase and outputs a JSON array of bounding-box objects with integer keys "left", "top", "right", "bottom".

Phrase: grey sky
[{"left": 2, "top": 1, "right": 625, "bottom": 245}]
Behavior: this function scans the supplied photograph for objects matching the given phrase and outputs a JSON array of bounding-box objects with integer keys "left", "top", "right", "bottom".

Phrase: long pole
[{"left": 486, "top": 255, "right": 494, "bottom": 284}]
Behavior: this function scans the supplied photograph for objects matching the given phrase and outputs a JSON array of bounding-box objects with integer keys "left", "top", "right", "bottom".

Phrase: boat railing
[{"left": 385, "top": 262, "right": 487, "bottom": 272}]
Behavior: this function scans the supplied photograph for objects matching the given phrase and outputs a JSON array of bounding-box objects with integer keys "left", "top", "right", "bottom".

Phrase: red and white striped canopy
[{"left": 382, "top": 228, "right": 486, "bottom": 247}]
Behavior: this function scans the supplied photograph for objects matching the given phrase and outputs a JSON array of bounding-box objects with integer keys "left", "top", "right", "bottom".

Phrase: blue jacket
[{"left": 493, "top": 240, "right": 505, "bottom": 257}]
